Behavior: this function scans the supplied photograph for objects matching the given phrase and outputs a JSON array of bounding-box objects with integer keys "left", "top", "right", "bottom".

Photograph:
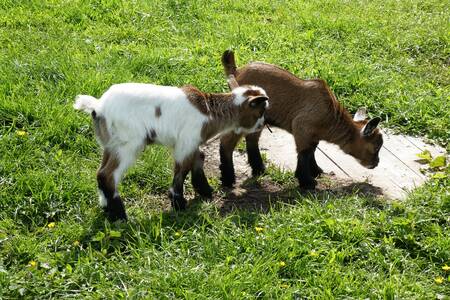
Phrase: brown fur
[
  {"left": 220, "top": 50, "right": 383, "bottom": 188},
  {"left": 223, "top": 52, "right": 382, "bottom": 167},
  {"left": 200, "top": 91, "right": 267, "bottom": 142},
  {"left": 93, "top": 115, "right": 110, "bottom": 145},
  {"left": 181, "top": 85, "right": 209, "bottom": 115}
]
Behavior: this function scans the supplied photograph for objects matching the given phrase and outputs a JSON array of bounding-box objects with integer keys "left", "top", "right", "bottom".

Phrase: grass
[{"left": 0, "top": 0, "right": 449, "bottom": 298}]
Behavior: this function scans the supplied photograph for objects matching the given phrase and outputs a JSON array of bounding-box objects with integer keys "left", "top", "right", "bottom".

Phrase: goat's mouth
[{"left": 365, "top": 161, "right": 379, "bottom": 169}]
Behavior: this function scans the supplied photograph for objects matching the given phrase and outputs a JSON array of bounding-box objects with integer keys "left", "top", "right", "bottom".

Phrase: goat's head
[
  {"left": 349, "top": 107, "right": 383, "bottom": 169},
  {"left": 231, "top": 85, "right": 269, "bottom": 135}
]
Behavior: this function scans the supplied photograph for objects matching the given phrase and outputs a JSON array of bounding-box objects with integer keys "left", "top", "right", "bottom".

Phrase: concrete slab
[{"left": 259, "top": 127, "right": 447, "bottom": 200}]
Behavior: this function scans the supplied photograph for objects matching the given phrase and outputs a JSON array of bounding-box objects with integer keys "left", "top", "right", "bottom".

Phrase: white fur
[
  {"left": 232, "top": 86, "right": 267, "bottom": 105},
  {"left": 75, "top": 83, "right": 268, "bottom": 209},
  {"left": 73, "top": 95, "right": 98, "bottom": 113},
  {"left": 234, "top": 116, "right": 265, "bottom": 135},
  {"left": 82, "top": 83, "right": 209, "bottom": 163},
  {"left": 98, "top": 190, "right": 107, "bottom": 207},
  {"left": 353, "top": 107, "right": 367, "bottom": 122}
]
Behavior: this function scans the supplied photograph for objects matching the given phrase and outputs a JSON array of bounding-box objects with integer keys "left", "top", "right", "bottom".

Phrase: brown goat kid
[{"left": 220, "top": 50, "right": 383, "bottom": 189}]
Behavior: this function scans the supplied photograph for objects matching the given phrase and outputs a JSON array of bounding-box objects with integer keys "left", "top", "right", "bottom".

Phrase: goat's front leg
[
  {"left": 245, "top": 130, "right": 265, "bottom": 176},
  {"left": 219, "top": 132, "right": 242, "bottom": 187},
  {"left": 293, "top": 123, "right": 317, "bottom": 189},
  {"left": 169, "top": 150, "right": 196, "bottom": 210},
  {"left": 295, "top": 148, "right": 317, "bottom": 189},
  {"left": 310, "top": 143, "right": 323, "bottom": 178},
  {"left": 191, "top": 150, "right": 213, "bottom": 198}
]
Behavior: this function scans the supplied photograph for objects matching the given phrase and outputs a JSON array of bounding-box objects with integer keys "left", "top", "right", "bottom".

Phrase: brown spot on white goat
[{"left": 155, "top": 106, "right": 162, "bottom": 118}]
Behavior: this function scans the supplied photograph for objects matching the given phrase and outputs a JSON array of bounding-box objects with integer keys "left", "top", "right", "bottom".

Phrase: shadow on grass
[
  {"left": 217, "top": 176, "right": 384, "bottom": 215},
  {"left": 78, "top": 175, "right": 385, "bottom": 250}
]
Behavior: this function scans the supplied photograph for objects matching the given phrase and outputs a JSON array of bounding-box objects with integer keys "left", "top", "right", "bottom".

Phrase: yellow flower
[
  {"left": 47, "top": 222, "right": 56, "bottom": 228},
  {"left": 280, "top": 283, "right": 289, "bottom": 288},
  {"left": 73, "top": 240, "right": 80, "bottom": 247},
  {"left": 29, "top": 260, "right": 37, "bottom": 268},
  {"left": 255, "top": 226, "right": 264, "bottom": 233},
  {"left": 442, "top": 265, "right": 450, "bottom": 272},
  {"left": 309, "top": 250, "right": 319, "bottom": 257},
  {"left": 279, "top": 261, "right": 286, "bottom": 267},
  {"left": 16, "top": 130, "right": 27, "bottom": 136},
  {"left": 435, "top": 276, "right": 444, "bottom": 284}
]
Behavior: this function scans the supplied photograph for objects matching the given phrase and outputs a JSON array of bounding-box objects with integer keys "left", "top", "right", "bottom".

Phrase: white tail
[{"left": 73, "top": 95, "right": 98, "bottom": 114}]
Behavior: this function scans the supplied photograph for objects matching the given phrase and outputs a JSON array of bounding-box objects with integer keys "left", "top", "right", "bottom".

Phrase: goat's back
[{"left": 234, "top": 63, "right": 336, "bottom": 132}]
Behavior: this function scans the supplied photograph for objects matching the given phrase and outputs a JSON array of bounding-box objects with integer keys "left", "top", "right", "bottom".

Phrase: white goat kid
[{"left": 74, "top": 81, "right": 268, "bottom": 221}]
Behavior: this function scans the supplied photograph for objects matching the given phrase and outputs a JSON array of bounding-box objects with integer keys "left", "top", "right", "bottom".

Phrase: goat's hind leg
[
  {"left": 191, "top": 150, "right": 213, "bottom": 198},
  {"left": 97, "top": 144, "right": 141, "bottom": 221},
  {"left": 97, "top": 150, "right": 127, "bottom": 221}
]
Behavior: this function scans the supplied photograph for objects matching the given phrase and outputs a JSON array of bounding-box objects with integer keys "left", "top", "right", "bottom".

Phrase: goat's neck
[
  {"left": 205, "top": 93, "right": 238, "bottom": 121},
  {"left": 324, "top": 103, "right": 360, "bottom": 154},
  {"left": 201, "top": 93, "right": 239, "bottom": 141}
]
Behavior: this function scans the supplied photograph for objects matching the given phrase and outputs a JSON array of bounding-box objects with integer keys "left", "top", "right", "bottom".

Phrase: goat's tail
[
  {"left": 221, "top": 50, "right": 238, "bottom": 77},
  {"left": 73, "top": 95, "right": 99, "bottom": 115}
]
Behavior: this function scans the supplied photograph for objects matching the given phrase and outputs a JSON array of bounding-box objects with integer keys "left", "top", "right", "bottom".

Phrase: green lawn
[{"left": 1, "top": 0, "right": 449, "bottom": 298}]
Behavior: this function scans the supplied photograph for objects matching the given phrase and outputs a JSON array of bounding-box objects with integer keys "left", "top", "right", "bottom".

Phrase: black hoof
[
  {"left": 104, "top": 197, "right": 127, "bottom": 221},
  {"left": 192, "top": 174, "right": 214, "bottom": 198},
  {"left": 169, "top": 189, "right": 187, "bottom": 211},
  {"left": 220, "top": 172, "right": 236, "bottom": 188},
  {"left": 197, "top": 185, "right": 213, "bottom": 198},
  {"left": 298, "top": 179, "right": 317, "bottom": 190},
  {"left": 311, "top": 167, "right": 324, "bottom": 178},
  {"left": 251, "top": 165, "right": 266, "bottom": 177},
  {"left": 219, "top": 161, "right": 236, "bottom": 187}
]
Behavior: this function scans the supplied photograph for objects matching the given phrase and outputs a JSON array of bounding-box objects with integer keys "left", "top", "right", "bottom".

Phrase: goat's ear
[
  {"left": 353, "top": 107, "right": 367, "bottom": 121},
  {"left": 227, "top": 74, "right": 239, "bottom": 90},
  {"left": 248, "top": 96, "right": 269, "bottom": 108},
  {"left": 361, "top": 117, "right": 381, "bottom": 136}
]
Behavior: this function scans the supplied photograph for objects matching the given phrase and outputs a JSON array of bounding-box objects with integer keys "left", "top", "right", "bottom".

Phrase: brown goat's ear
[
  {"left": 353, "top": 107, "right": 367, "bottom": 121},
  {"left": 361, "top": 117, "right": 381, "bottom": 136},
  {"left": 248, "top": 96, "right": 269, "bottom": 108},
  {"left": 227, "top": 74, "right": 239, "bottom": 90}
]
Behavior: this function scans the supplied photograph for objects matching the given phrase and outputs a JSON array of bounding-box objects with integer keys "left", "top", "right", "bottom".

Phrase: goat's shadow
[
  {"left": 217, "top": 175, "right": 385, "bottom": 215},
  {"left": 78, "top": 175, "right": 385, "bottom": 250}
]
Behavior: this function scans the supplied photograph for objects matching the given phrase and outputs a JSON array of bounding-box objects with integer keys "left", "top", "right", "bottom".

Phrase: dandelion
[
  {"left": 435, "top": 276, "right": 444, "bottom": 284},
  {"left": 28, "top": 260, "right": 37, "bottom": 268},
  {"left": 279, "top": 261, "right": 286, "bottom": 267},
  {"left": 255, "top": 226, "right": 264, "bottom": 233},
  {"left": 309, "top": 250, "right": 319, "bottom": 257},
  {"left": 16, "top": 130, "right": 27, "bottom": 136},
  {"left": 73, "top": 240, "right": 80, "bottom": 247},
  {"left": 442, "top": 265, "right": 450, "bottom": 272},
  {"left": 280, "top": 283, "right": 289, "bottom": 288},
  {"left": 47, "top": 222, "right": 56, "bottom": 228}
]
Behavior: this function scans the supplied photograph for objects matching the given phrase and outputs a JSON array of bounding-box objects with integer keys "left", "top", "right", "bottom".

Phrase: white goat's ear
[
  {"left": 361, "top": 117, "right": 381, "bottom": 136},
  {"left": 248, "top": 96, "right": 269, "bottom": 108},
  {"left": 227, "top": 74, "right": 239, "bottom": 90},
  {"left": 353, "top": 107, "right": 367, "bottom": 121}
]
